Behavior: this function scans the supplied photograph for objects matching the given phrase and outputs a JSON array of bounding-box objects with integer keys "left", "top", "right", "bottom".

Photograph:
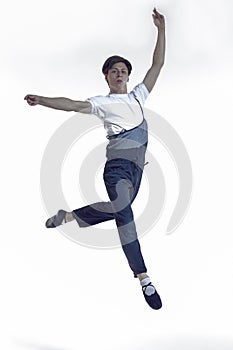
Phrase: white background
[{"left": 1, "top": 0, "right": 233, "bottom": 349}]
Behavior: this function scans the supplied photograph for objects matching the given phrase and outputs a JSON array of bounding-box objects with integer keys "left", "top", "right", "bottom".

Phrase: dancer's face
[{"left": 105, "top": 62, "right": 129, "bottom": 94}]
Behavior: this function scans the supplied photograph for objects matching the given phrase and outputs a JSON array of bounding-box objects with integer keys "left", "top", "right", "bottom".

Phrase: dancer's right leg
[{"left": 46, "top": 200, "right": 116, "bottom": 229}]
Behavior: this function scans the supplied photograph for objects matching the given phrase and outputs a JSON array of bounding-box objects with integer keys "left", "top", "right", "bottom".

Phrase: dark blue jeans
[{"left": 72, "top": 158, "right": 147, "bottom": 277}]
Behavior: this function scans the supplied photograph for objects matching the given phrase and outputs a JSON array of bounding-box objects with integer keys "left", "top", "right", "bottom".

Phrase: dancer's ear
[{"left": 105, "top": 74, "right": 109, "bottom": 86}]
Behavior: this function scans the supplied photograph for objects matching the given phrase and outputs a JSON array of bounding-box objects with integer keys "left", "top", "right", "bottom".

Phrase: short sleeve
[
  {"left": 85, "top": 97, "right": 95, "bottom": 114},
  {"left": 131, "top": 83, "right": 149, "bottom": 105},
  {"left": 85, "top": 96, "right": 105, "bottom": 119}
]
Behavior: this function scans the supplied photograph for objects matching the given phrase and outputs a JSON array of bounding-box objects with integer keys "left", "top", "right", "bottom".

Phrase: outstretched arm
[
  {"left": 143, "top": 7, "right": 166, "bottom": 93},
  {"left": 24, "top": 95, "right": 92, "bottom": 114}
]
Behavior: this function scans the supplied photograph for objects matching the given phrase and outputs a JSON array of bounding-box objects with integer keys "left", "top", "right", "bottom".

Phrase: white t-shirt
[{"left": 86, "top": 83, "right": 149, "bottom": 136}]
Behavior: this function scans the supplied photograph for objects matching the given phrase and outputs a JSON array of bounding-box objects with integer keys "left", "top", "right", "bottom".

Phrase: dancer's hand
[
  {"left": 24, "top": 94, "right": 40, "bottom": 106},
  {"left": 152, "top": 8, "right": 165, "bottom": 29}
]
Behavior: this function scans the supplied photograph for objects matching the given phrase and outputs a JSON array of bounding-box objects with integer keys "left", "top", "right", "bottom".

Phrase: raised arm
[
  {"left": 143, "top": 8, "right": 166, "bottom": 93},
  {"left": 24, "top": 94, "right": 92, "bottom": 114}
]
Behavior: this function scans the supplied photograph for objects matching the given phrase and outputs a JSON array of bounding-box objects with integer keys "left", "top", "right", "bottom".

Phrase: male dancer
[{"left": 25, "top": 8, "right": 165, "bottom": 309}]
